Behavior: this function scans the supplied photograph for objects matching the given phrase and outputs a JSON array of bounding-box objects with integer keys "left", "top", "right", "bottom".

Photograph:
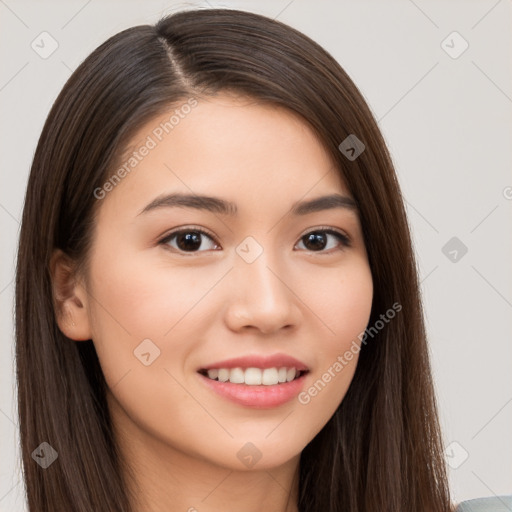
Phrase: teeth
[
  {"left": 286, "top": 368, "right": 296, "bottom": 382},
  {"left": 262, "top": 368, "right": 279, "bottom": 385},
  {"left": 204, "top": 367, "right": 303, "bottom": 385},
  {"left": 245, "top": 368, "right": 262, "bottom": 385},
  {"left": 229, "top": 367, "right": 245, "bottom": 384},
  {"left": 218, "top": 369, "right": 230, "bottom": 382}
]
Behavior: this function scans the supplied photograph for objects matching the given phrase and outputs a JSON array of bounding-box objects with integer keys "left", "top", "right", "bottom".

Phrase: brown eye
[
  {"left": 296, "top": 229, "right": 350, "bottom": 253},
  {"left": 160, "top": 229, "right": 219, "bottom": 253}
]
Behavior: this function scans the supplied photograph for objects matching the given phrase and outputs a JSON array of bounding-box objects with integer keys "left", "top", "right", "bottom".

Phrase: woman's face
[{"left": 74, "top": 93, "right": 373, "bottom": 471}]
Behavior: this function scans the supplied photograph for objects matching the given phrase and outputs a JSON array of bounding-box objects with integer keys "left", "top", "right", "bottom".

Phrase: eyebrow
[{"left": 137, "top": 192, "right": 358, "bottom": 217}]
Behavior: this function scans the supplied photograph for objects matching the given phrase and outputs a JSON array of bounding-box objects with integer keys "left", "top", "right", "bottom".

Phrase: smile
[{"left": 198, "top": 367, "right": 308, "bottom": 386}]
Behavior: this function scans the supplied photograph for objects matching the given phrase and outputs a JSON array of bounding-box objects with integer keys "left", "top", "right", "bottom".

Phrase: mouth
[{"left": 197, "top": 367, "right": 309, "bottom": 386}]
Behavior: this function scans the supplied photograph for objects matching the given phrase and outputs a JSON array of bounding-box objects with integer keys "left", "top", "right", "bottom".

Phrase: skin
[{"left": 51, "top": 93, "right": 373, "bottom": 512}]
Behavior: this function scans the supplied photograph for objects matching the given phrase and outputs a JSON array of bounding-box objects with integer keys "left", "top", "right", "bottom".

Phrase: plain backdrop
[{"left": 1, "top": 1, "right": 511, "bottom": 510}]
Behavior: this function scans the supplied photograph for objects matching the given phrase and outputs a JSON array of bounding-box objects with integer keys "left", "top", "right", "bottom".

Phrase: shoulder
[{"left": 454, "top": 496, "right": 512, "bottom": 511}]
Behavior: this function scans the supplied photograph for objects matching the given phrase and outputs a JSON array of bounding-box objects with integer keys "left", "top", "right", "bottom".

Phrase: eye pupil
[
  {"left": 304, "top": 232, "right": 326, "bottom": 251},
  {"left": 178, "top": 232, "right": 202, "bottom": 251}
]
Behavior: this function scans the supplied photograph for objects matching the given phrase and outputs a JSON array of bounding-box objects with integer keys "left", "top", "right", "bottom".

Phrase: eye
[
  {"left": 159, "top": 227, "right": 219, "bottom": 253},
  {"left": 159, "top": 226, "right": 351, "bottom": 254},
  {"left": 295, "top": 228, "right": 351, "bottom": 253}
]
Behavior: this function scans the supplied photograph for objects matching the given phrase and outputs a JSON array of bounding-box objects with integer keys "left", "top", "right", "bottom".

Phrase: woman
[{"left": 16, "top": 7, "right": 457, "bottom": 511}]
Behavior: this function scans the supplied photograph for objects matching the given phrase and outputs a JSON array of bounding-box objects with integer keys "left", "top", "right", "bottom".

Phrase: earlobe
[{"left": 49, "top": 249, "right": 92, "bottom": 341}]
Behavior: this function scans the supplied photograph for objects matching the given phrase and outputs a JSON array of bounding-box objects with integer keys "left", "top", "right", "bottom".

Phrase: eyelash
[{"left": 158, "top": 225, "right": 351, "bottom": 255}]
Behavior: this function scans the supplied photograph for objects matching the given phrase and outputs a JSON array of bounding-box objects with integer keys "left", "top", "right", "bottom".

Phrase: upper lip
[{"left": 199, "top": 353, "right": 309, "bottom": 372}]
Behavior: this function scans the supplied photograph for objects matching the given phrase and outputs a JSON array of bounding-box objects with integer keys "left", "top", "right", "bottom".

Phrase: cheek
[
  {"left": 292, "top": 260, "right": 373, "bottom": 432},
  {"left": 84, "top": 245, "right": 225, "bottom": 385},
  {"left": 86, "top": 244, "right": 197, "bottom": 339},
  {"left": 84, "top": 249, "right": 208, "bottom": 443},
  {"left": 299, "top": 258, "right": 373, "bottom": 351}
]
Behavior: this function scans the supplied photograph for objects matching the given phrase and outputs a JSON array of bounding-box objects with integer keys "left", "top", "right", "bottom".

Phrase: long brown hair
[{"left": 15, "top": 8, "right": 452, "bottom": 511}]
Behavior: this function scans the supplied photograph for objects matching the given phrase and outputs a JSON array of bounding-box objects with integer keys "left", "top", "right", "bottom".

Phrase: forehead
[{"left": 96, "top": 93, "right": 353, "bottom": 221}]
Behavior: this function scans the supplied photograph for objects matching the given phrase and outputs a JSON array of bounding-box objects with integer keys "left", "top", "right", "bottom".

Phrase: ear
[{"left": 49, "top": 249, "right": 93, "bottom": 341}]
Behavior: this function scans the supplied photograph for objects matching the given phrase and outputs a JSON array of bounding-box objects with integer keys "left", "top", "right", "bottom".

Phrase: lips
[
  {"left": 196, "top": 353, "right": 310, "bottom": 407},
  {"left": 198, "top": 353, "right": 309, "bottom": 372},
  {"left": 198, "top": 354, "right": 309, "bottom": 386}
]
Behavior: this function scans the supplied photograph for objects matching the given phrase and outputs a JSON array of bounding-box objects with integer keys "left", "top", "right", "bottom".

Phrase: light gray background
[{"left": 1, "top": 1, "right": 511, "bottom": 510}]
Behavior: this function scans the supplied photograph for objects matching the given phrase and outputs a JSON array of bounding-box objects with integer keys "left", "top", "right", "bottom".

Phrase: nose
[{"left": 224, "top": 249, "right": 302, "bottom": 335}]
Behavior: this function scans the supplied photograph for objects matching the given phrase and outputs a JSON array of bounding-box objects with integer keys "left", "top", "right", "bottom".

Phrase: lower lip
[{"left": 198, "top": 372, "right": 308, "bottom": 409}]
